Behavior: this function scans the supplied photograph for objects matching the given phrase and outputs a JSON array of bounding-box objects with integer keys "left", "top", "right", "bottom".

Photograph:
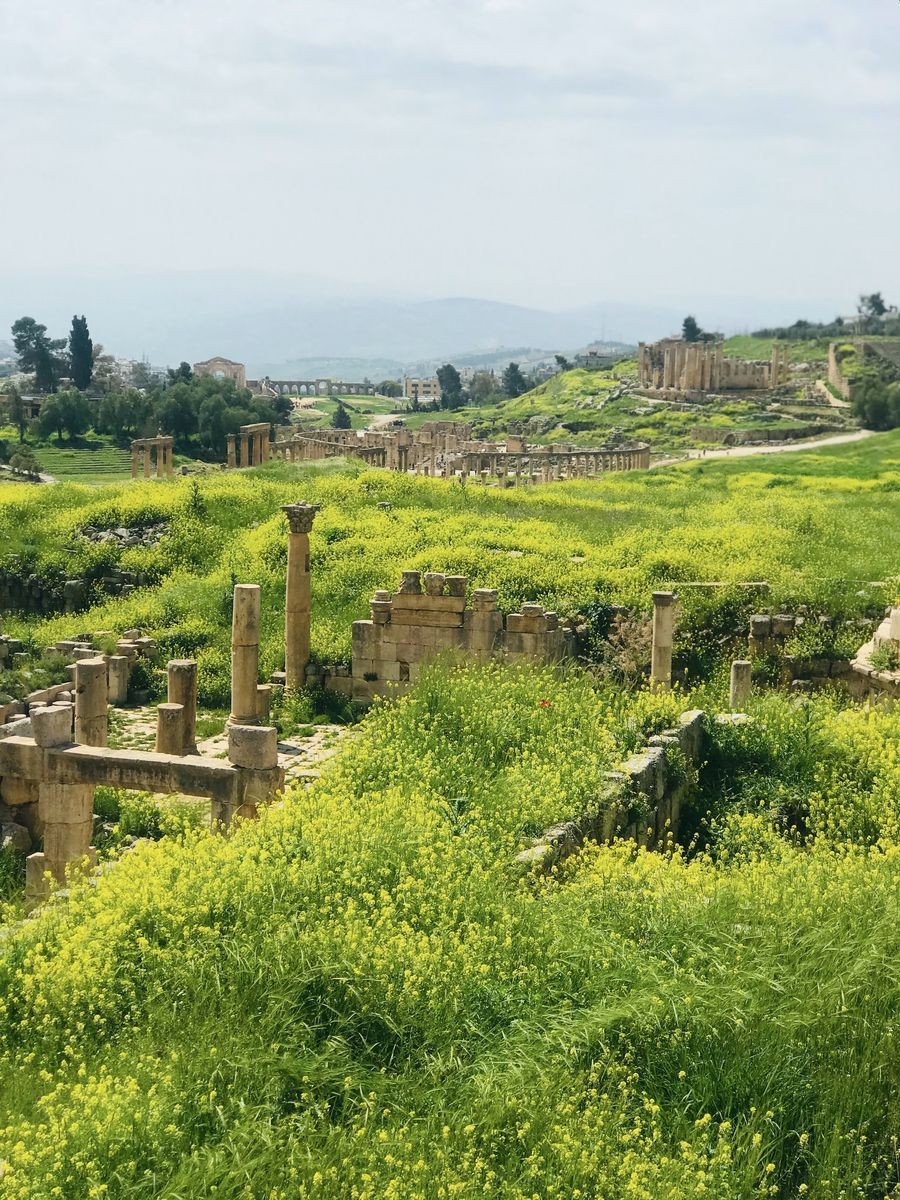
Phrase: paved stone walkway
[{"left": 108, "top": 706, "right": 351, "bottom": 793}]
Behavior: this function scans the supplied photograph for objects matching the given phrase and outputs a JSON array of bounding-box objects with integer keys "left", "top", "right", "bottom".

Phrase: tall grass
[{"left": 0, "top": 666, "right": 898, "bottom": 1198}]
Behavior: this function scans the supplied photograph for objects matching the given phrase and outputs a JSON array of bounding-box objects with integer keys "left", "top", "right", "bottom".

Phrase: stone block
[
  {"left": 352, "top": 621, "right": 380, "bottom": 655},
  {"left": 1, "top": 822, "right": 32, "bottom": 852},
  {"left": 749, "top": 615, "right": 772, "bottom": 638},
  {"left": 445, "top": 576, "right": 468, "bottom": 597},
  {"left": 621, "top": 746, "right": 666, "bottom": 802},
  {"left": 390, "top": 610, "right": 465, "bottom": 628},
  {"left": 38, "top": 784, "right": 94, "bottom": 825},
  {"left": 0, "top": 777, "right": 39, "bottom": 806},
  {"left": 399, "top": 571, "right": 422, "bottom": 595},
  {"left": 771, "top": 614, "right": 796, "bottom": 638},
  {"left": 471, "top": 589, "right": 498, "bottom": 612},
  {"left": 391, "top": 593, "right": 466, "bottom": 613},
  {"left": 677, "top": 709, "right": 705, "bottom": 763},
  {"left": 228, "top": 725, "right": 278, "bottom": 770},
  {"left": 32, "top": 704, "right": 75, "bottom": 748}
]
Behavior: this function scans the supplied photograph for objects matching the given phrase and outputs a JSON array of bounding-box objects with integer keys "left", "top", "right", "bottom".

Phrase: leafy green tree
[
  {"left": 555, "top": 354, "right": 572, "bottom": 371},
  {"left": 501, "top": 362, "right": 528, "bottom": 398},
  {"left": 682, "top": 315, "right": 702, "bottom": 343},
  {"left": 11, "top": 317, "right": 67, "bottom": 393},
  {"left": 167, "top": 361, "right": 193, "bottom": 386},
  {"left": 437, "top": 364, "right": 463, "bottom": 410},
  {"left": 9, "top": 445, "right": 40, "bottom": 478},
  {"left": 332, "top": 400, "right": 352, "bottom": 429},
  {"left": 154, "top": 384, "right": 200, "bottom": 445},
  {"left": 4, "top": 384, "right": 27, "bottom": 441},
  {"left": 36, "top": 389, "right": 91, "bottom": 443},
  {"left": 469, "top": 371, "right": 496, "bottom": 404},
  {"left": 858, "top": 293, "right": 888, "bottom": 320},
  {"left": 97, "top": 389, "right": 152, "bottom": 441},
  {"left": 68, "top": 315, "right": 93, "bottom": 390},
  {"left": 377, "top": 379, "right": 402, "bottom": 398}
]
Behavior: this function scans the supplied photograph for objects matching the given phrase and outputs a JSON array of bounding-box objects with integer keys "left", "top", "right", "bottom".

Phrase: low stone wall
[
  {"left": 850, "top": 610, "right": 900, "bottom": 699},
  {"left": 516, "top": 709, "right": 706, "bottom": 871},
  {"left": 747, "top": 611, "right": 855, "bottom": 687}
]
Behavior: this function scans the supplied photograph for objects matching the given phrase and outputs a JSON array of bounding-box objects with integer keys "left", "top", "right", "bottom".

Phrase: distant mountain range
[{"left": 0, "top": 270, "right": 847, "bottom": 380}]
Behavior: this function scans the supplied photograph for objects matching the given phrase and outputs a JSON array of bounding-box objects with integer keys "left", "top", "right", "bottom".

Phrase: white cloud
[{"left": 0, "top": 0, "right": 898, "bottom": 309}]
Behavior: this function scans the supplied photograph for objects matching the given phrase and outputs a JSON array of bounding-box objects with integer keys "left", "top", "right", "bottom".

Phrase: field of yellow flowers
[
  {"left": 0, "top": 429, "right": 897, "bottom": 704},
  {"left": 0, "top": 664, "right": 898, "bottom": 1198}
]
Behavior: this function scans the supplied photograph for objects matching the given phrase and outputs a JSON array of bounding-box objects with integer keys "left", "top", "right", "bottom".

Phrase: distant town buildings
[{"left": 404, "top": 377, "right": 441, "bottom": 406}]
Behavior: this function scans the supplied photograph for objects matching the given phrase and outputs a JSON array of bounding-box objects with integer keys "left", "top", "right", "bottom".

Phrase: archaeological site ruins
[{"left": 637, "top": 339, "right": 791, "bottom": 396}]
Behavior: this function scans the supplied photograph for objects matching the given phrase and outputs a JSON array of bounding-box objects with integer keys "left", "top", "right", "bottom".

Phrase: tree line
[
  {"left": 3, "top": 314, "right": 292, "bottom": 457},
  {"left": 427, "top": 362, "right": 531, "bottom": 411}
]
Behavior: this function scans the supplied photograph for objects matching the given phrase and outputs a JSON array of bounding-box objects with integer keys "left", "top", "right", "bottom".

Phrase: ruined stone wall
[
  {"left": 517, "top": 709, "right": 706, "bottom": 870},
  {"left": 308, "top": 570, "right": 574, "bottom": 704}
]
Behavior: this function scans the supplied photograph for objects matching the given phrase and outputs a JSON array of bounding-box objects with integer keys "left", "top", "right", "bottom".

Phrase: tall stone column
[
  {"left": 230, "top": 584, "right": 261, "bottom": 725},
  {"left": 75, "top": 657, "right": 108, "bottom": 746},
  {"left": 143, "top": 446, "right": 151, "bottom": 478},
  {"left": 226, "top": 435, "right": 236, "bottom": 469},
  {"left": 282, "top": 502, "right": 320, "bottom": 691},
  {"left": 241, "top": 433, "right": 252, "bottom": 467},
  {"left": 131, "top": 443, "right": 139, "bottom": 478},
  {"left": 166, "top": 439, "right": 175, "bottom": 476},
  {"left": 650, "top": 592, "right": 676, "bottom": 691},
  {"left": 168, "top": 659, "right": 198, "bottom": 752}
]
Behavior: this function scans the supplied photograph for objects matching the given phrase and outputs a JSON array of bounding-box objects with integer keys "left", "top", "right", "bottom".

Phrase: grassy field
[
  {"left": 0, "top": 432, "right": 897, "bottom": 706},
  {"left": 293, "top": 394, "right": 404, "bottom": 431},
  {"left": 0, "top": 667, "right": 898, "bottom": 1197}
]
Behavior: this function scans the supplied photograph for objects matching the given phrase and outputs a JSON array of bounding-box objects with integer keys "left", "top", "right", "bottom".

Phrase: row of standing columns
[
  {"left": 131, "top": 438, "right": 175, "bottom": 479},
  {"left": 226, "top": 428, "right": 272, "bottom": 469}
]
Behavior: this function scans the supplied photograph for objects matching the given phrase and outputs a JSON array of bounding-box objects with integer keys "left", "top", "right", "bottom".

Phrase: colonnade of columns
[
  {"left": 131, "top": 437, "right": 175, "bottom": 479},
  {"left": 226, "top": 424, "right": 272, "bottom": 469}
]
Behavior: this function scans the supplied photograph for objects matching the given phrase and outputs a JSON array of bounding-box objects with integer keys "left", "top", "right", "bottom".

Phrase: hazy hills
[{"left": 0, "top": 270, "right": 846, "bottom": 380}]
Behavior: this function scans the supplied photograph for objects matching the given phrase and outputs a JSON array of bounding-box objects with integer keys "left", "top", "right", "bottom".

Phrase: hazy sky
[{"left": 2, "top": 0, "right": 899, "bottom": 311}]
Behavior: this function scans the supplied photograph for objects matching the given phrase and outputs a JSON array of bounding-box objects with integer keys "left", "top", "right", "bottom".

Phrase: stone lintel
[
  {"left": 390, "top": 593, "right": 467, "bottom": 613},
  {"left": 41, "top": 744, "right": 240, "bottom": 803},
  {"left": 389, "top": 610, "right": 465, "bottom": 629}
]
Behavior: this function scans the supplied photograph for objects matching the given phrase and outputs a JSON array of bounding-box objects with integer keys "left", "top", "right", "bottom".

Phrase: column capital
[{"left": 282, "top": 502, "right": 321, "bottom": 535}]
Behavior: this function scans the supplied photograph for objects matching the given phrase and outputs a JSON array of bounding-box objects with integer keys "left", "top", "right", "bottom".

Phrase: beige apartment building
[{"left": 404, "top": 376, "right": 441, "bottom": 405}]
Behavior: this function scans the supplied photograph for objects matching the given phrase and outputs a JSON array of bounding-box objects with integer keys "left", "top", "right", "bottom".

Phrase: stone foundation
[{"left": 516, "top": 709, "right": 706, "bottom": 871}]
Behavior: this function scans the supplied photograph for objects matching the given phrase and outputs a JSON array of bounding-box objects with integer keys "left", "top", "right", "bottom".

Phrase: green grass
[
  {"left": 722, "top": 335, "right": 831, "bottom": 363},
  {"left": 0, "top": 669, "right": 898, "bottom": 1197},
  {"left": 0, "top": 432, "right": 897, "bottom": 706},
  {"left": 31, "top": 435, "right": 134, "bottom": 483}
]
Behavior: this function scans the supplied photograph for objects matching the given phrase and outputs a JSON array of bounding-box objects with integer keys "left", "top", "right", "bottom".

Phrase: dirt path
[{"left": 651, "top": 428, "right": 874, "bottom": 469}]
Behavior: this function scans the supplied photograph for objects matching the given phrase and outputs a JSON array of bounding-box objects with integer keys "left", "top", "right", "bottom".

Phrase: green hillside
[{"left": 407, "top": 360, "right": 849, "bottom": 455}]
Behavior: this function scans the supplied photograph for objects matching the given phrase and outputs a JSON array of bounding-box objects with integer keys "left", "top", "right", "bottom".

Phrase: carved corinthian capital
[{"left": 282, "top": 502, "right": 321, "bottom": 535}]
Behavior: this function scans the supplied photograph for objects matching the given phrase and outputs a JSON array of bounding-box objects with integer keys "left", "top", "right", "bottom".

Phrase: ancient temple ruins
[{"left": 637, "top": 340, "right": 790, "bottom": 395}]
